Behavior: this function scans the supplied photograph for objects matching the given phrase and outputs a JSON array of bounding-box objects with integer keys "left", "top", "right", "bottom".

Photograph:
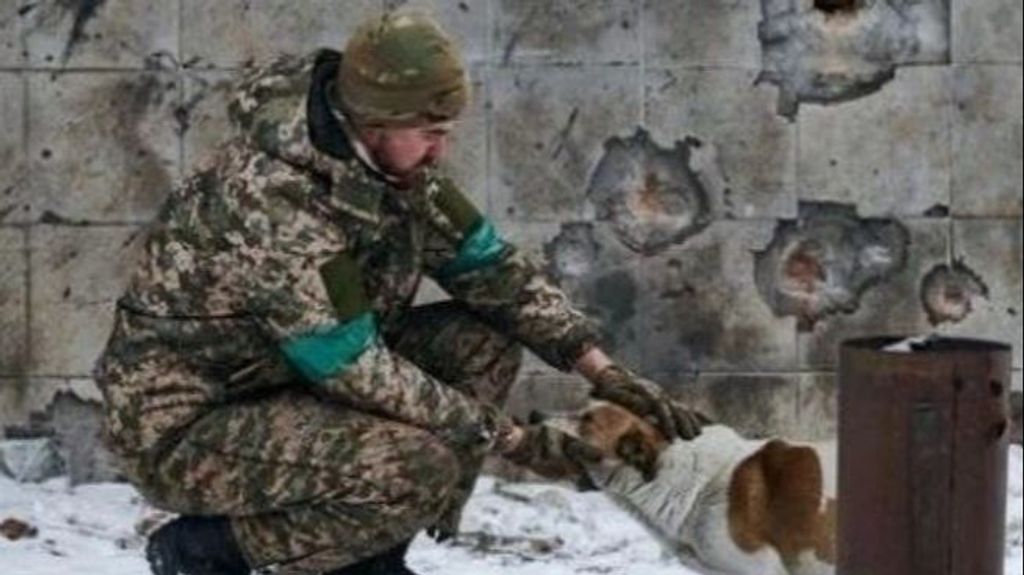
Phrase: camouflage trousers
[{"left": 130, "top": 301, "right": 522, "bottom": 573}]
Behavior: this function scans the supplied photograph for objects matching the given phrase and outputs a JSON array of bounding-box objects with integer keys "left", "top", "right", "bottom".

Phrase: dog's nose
[{"left": 528, "top": 410, "right": 547, "bottom": 425}]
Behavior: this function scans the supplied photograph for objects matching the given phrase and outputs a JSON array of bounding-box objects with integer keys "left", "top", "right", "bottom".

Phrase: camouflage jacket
[{"left": 96, "top": 49, "right": 598, "bottom": 457}]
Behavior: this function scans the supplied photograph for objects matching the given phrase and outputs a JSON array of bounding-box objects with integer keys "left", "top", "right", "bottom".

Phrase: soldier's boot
[
  {"left": 327, "top": 540, "right": 419, "bottom": 575},
  {"left": 146, "top": 516, "right": 250, "bottom": 575}
]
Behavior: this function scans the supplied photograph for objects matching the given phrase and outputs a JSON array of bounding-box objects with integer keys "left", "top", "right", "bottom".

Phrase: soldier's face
[{"left": 362, "top": 124, "right": 452, "bottom": 183}]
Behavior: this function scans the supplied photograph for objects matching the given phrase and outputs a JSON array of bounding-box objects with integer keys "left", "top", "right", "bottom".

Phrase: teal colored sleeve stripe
[
  {"left": 280, "top": 312, "right": 379, "bottom": 382},
  {"left": 436, "top": 218, "right": 509, "bottom": 280}
]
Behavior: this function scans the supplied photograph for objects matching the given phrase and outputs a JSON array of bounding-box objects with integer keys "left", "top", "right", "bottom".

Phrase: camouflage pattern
[
  {"left": 94, "top": 47, "right": 597, "bottom": 572},
  {"left": 338, "top": 10, "right": 470, "bottom": 126},
  {"left": 113, "top": 303, "right": 520, "bottom": 572}
]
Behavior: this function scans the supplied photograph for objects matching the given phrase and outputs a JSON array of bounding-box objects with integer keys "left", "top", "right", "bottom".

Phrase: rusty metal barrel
[{"left": 838, "top": 336, "right": 1012, "bottom": 575}]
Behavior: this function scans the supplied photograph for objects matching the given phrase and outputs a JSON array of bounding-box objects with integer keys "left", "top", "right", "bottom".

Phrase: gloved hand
[
  {"left": 590, "top": 364, "right": 709, "bottom": 441},
  {"left": 500, "top": 424, "right": 604, "bottom": 478}
]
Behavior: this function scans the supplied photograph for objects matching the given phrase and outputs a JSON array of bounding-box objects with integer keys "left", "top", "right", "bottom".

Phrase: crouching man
[{"left": 94, "top": 10, "right": 704, "bottom": 575}]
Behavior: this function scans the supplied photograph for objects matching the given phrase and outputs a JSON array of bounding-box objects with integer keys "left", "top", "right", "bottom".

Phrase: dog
[{"left": 538, "top": 401, "right": 838, "bottom": 575}]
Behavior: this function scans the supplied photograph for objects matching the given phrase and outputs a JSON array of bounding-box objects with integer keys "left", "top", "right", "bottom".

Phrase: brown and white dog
[{"left": 540, "top": 401, "right": 837, "bottom": 575}]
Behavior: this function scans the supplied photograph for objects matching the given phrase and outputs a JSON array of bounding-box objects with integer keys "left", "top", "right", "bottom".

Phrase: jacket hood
[{"left": 227, "top": 49, "right": 357, "bottom": 172}]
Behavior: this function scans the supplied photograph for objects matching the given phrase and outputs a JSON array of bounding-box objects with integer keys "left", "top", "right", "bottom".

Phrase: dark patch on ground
[
  {"left": 758, "top": 0, "right": 950, "bottom": 119},
  {"left": 587, "top": 128, "right": 712, "bottom": 255},
  {"left": 0, "top": 518, "right": 38, "bottom": 541},
  {"left": 919, "top": 260, "right": 989, "bottom": 325},
  {"left": 754, "top": 201, "right": 910, "bottom": 331}
]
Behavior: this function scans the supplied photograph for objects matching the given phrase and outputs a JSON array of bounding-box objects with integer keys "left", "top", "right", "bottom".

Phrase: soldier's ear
[{"left": 616, "top": 428, "right": 659, "bottom": 482}]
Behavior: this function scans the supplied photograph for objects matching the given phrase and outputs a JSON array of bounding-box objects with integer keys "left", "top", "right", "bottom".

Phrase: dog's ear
[{"left": 616, "top": 428, "right": 659, "bottom": 482}]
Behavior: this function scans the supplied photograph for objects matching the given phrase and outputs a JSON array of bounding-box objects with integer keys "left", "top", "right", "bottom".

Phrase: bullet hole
[
  {"left": 815, "top": 0, "right": 860, "bottom": 14},
  {"left": 783, "top": 242, "right": 827, "bottom": 295},
  {"left": 758, "top": 0, "right": 950, "bottom": 119},
  {"left": 659, "top": 259, "right": 696, "bottom": 299},
  {"left": 923, "top": 204, "right": 950, "bottom": 218},
  {"left": 754, "top": 202, "right": 910, "bottom": 331},
  {"left": 458, "top": 2, "right": 469, "bottom": 12},
  {"left": 62, "top": 287, "right": 72, "bottom": 300},
  {"left": 40, "top": 148, "right": 52, "bottom": 160},
  {"left": 919, "top": 260, "right": 989, "bottom": 325},
  {"left": 586, "top": 128, "right": 712, "bottom": 255},
  {"left": 18, "top": 4, "right": 37, "bottom": 17}
]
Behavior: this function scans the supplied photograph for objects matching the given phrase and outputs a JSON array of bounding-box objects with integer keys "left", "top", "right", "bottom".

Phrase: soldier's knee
[{"left": 401, "top": 437, "right": 461, "bottom": 504}]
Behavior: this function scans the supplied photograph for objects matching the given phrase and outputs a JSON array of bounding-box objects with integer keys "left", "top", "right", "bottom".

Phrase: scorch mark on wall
[{"left": 754, "top": 201, "right": 910, "bottom": 330}]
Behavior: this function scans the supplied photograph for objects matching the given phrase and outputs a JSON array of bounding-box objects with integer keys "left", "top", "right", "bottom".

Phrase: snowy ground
[{"left": 2, "top": 446, "right": 1021, "bottom": 575}]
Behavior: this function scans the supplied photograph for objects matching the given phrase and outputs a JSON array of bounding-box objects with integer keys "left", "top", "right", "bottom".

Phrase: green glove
[{"left": 591, "top": 365, "right": 709, "bottom": 441}]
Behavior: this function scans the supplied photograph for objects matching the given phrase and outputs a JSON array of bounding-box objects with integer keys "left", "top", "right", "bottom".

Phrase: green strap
[
  {"left": 319, "top": 253, "right": 371, "bottom": 321},
  {"left": 433, "top": 177, "right": 482, "bottom": 233},
  {"left": 436, "top": 218, "right": 509, "bottom": 280},
  {"left": 280, "top": 312, "right": 379, "bottom": 382}
]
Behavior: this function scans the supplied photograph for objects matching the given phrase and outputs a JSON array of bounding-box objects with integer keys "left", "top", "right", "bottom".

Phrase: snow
[{"left": 1, "top": 446, "right": 1021, "bottom": 575}]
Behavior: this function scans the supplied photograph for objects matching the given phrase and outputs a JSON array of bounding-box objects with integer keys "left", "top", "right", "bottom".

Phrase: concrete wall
[{"left": 1, "top": 1, "right": 1021, "bottom": 478}]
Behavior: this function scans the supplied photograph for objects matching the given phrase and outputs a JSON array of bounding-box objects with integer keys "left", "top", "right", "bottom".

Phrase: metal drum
[{"left": 838, "top": 337, "right": 1012, "bottom": 575}]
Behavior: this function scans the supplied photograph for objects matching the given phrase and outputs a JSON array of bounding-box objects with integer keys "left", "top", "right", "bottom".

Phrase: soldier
[{"left": 94, "top": 10, "right": 705, "bottom": 575}]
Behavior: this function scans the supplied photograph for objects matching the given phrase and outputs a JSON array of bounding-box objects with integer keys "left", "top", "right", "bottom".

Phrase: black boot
[
  {"left": 328, "top": 540, "right": 418, "bottom": 575},
  {"left": 146, "top": 516, "right": 251, "bottom": 575}
]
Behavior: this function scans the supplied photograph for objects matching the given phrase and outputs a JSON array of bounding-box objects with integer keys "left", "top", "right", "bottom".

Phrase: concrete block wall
[{"left": 1, "top": 1, "right": 1021, "bottom": 475}]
